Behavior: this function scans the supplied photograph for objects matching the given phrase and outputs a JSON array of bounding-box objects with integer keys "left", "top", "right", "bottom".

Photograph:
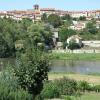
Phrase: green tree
[
  {"left": 14, "top": 47, "right": 49, "bottom": 98},
  {"left": 86, "top": 22, "right": 98, "bottom": 34},
  {"left": 79, "top": 16, "right": 86, "bottom": 21},
  {"left": 61, "top": 14, "right": 72, "bottom": 21},
  {"left": 67, "top": 41, "right": 81, "bottom": 50},
  {"left": 0, "top": 34, "right": 10, "bottom": 57},
  {"left": 27, "top": 23, "right": 53, "bottom": 47},
  {"left": 48, "top": 14, "right": 62, "bottom": 28},
  {"left": 59, "top": 27, "right": 76, "bottom": 42},
  {"left": 41, "top": 13, "right": 48, "bottom": 22},
  {"left": 20, "top": 18, "right": 32, "bottom": 31}
]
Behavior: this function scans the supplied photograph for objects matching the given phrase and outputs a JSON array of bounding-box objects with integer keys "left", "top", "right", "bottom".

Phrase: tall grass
[{"left": 0, "top": 68, "right": 32, "bottom": 100}]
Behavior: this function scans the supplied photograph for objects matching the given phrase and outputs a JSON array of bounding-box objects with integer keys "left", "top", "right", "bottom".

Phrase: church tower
[
  {"left": 34, "top": 4, "right": 40, "bottom": 12},
  {"left": 33, "top": 4, "right": 41, "bottom": 22}
]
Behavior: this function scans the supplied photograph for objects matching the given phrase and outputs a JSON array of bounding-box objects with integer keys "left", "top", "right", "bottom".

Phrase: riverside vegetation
[
  {"left": 50, "top": 53, "right": 100, "bottom": 60},
  {"left": 0, "top": 15, "right": 100, "bottom": 100},
  {"left": 0, "top": 14, "right": 100, "bottom": 58}
]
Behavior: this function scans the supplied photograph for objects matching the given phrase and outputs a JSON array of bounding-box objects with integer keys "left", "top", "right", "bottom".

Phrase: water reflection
[
  {"left": 0, "top": 58, "right": 100, "bottom": 74},
  {"left": 50, "top": 60, "right": 100, "bottom": 74}
]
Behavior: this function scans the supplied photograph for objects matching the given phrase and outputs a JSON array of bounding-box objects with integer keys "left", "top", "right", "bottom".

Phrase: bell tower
[{"left": 34, "top": 4, "right": 40, "bottom": 12}]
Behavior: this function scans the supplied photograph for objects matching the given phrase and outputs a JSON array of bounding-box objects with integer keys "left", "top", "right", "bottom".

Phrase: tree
[
  {"left": 41, "top": 13, "right": 48, "bottom": 22},
  {"left": 67, "top": 41, "right": 81, "bottom": 50},
  {"left": 61, "top": 14, "right": 72, "bottom": 21},
  {"left": 27, "top": 23, "right": 53, "bottom": 47},
  {"left": 61, "top": 14, "right": 72, "bottom": 27},
  {"left": 59, "top": 27, "right": 76, "bottom": 42},
  {"left": 86, "top": 22, "right": 98, "bottom": 34},
  {"left": 79, "top": 16, "right": 86, "bottom": 21},
  {"left": 27, "top": 23, "right": 44, "bottom": 45},
  {"left": 14, "top": 47, "right": 49, "bottom": 98},
  {"left": 0, "top": 34, "right": 10, "bottom": 57},
  {"left": 48, "top": 14, "right": 62, "bottom": 28},
  {"left": 20, "top": 18, "right": 32, "bottom": 31}
]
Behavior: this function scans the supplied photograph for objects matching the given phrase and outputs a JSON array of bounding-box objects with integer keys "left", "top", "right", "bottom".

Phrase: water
[
  {"left": 50, "top": 60, "right": 100, "bottom": 74},
  {"left": 0, "top": 58, "right": 100, "bottom": 74}
]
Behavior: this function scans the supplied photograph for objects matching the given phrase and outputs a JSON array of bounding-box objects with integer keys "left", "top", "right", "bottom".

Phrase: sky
[{"left": 0, "top": 0, "right": 100, "bottom": 11}]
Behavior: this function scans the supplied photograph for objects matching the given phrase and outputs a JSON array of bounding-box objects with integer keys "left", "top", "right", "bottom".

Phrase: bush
[
  {"left": 63, "top": 42, "right": 68, "bottom": 49},
  {"left": 41, "top": 81, "right": 60, "bottom": 99},
  {"left": 93, "top": 85, "right": 100, "bottom": 92},
  {"left": 14, "top": 47, "right": 49, "bottom": 97},
  {"left": 0, "top": 68, "right": 32, "bottom": 100},
  {"left": 41, "top": 77, "right": 77, "bottom": 99},
  {"left": 67, "top": 42, "right": 81, "bottom": 50},
  {"left": 77, "top": 81, "right": 90, "bottom": 92},
  {"left": 54, "top": 77, "right": 77, "bottom": 95}
]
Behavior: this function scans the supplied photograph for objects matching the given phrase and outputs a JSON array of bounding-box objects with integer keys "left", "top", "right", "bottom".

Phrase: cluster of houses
[
  {"left": 0, "top": 4, "right": 100, "bottom": 22},
  {"left": 1, "top": 4, "right": 100, "bottom": 52},
  {"left": 69, "top": 21, "right": 87, "bottom": 30}
]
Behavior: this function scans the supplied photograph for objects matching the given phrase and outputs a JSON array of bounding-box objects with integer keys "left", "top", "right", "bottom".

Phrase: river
[
  {"left": 50, "top": 60, "right": 100, "bottom": 74},
  {"left": 0, "top": 58, "right": 100, "bottom": 74}
]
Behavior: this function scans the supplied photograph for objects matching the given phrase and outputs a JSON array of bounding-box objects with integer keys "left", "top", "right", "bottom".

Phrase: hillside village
[
  {"left": 1, "top": 1, "right": 100, "bottom": 100},
  {"left": 0, "top": 4, "right": 100, "bottom": 22},
  {"left": 1, "top": 4, "right": 100, "bottom": 53}
]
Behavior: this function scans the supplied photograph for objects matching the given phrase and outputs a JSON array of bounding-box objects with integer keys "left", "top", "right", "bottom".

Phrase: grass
[
  {"left": 48, "top": 73, "right": 100, "bottom": 85},
  {"left": 50, "top": 53, "right": 100, "bottom": 60},
  {"left": 47, "top": 93, "right": 100, "bottom": 100},
  {"left": 87, "top": 72, "right": 100, "bottom": 76},
  {"left": 48, "top": 73, "right": 100, "bottom": 100},
  {"left": 63, "top": 93, "right": 100, "bottom": 100},
  {"left": 80, "top": 93, "right": 100, "bottom": 100}
]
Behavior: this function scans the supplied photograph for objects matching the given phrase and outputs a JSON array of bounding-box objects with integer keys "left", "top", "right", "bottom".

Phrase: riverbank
[
  {"left": 48, "top": 93, "right": 100, "bottom": 100},
  {"left": 50, "top": 53, "right": 100, "bottom": 60},
  {"left": 48, "top": 73, "right": 100, "bottom": 84}
]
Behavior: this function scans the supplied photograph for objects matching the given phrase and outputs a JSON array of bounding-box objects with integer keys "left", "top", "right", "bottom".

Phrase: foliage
[
  {"left": 41, "top": 13, "right": 47, "bottom": 22},
  {"left": 92, "top": 85, "right": 100, "bottom": 92},
  {"left": 67, "top": 41, "right": 81, "bottom": 50},
  {"left": 27, "top": 23, "right": 53, "bottom": 47},
  {"left": 0, "top": 34, "right": 10, "bottom": 57},
  {"left": 41, "top": 77, "right": 77, "bottom": 99},
  {"left": 41, "top": 81, "right": 60, "bottom": 99},
  {"left": 63, "top": 42, "right": 68, "bottom": 49},
  {"left": 61, "top": 14, "right": 72, "bottom": 21},
  {"left": 0, "top": 68, "right": 32, "bottom": 100},
  {"left": 0, "top": 17, "right": 53, "bottom": 57},
  {"left": 54, "top": 77, "right": 77, "bottom": 95},
  {"left": 48, "top": 14, "right": 62, "bottom": 28},
  {"left": 86, "top": 22, "right": 98, "bottom": 34},
  {"left": 77, "top": 81, "right": 90, "bottom": 92},
  {"left": 14, "top": 47, "right": 49, "bottom": 97},
  {"left": 59, "top": 27, "right": 76, "bottom": 42},
  {"left": 79, "top": 16, "right": 86, "bottom": 21}
]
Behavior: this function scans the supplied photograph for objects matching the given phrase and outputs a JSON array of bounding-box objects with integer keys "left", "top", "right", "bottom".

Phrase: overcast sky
[{"left": 0, "top": 0, "right": 100, "bottom": 11}]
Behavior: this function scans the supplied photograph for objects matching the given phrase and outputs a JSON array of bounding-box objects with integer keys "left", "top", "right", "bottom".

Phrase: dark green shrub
[
  {"left": 93, "top": 85, "right": 100, "bottom": 92},
  {"left": 41, "top": 81, "right": 60, "bottom": 99},
  {"left": 63, "top": 42, "right": 68, "bottom": 49},
  {"left": 54, "top": 77, "right": 77, "bottom": 95},
  {"left": 77, "top": 81, "right": 90, "bottom": 92},
  {"left": 67, "top": 42, "right": 81, "bottom": 50}
]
